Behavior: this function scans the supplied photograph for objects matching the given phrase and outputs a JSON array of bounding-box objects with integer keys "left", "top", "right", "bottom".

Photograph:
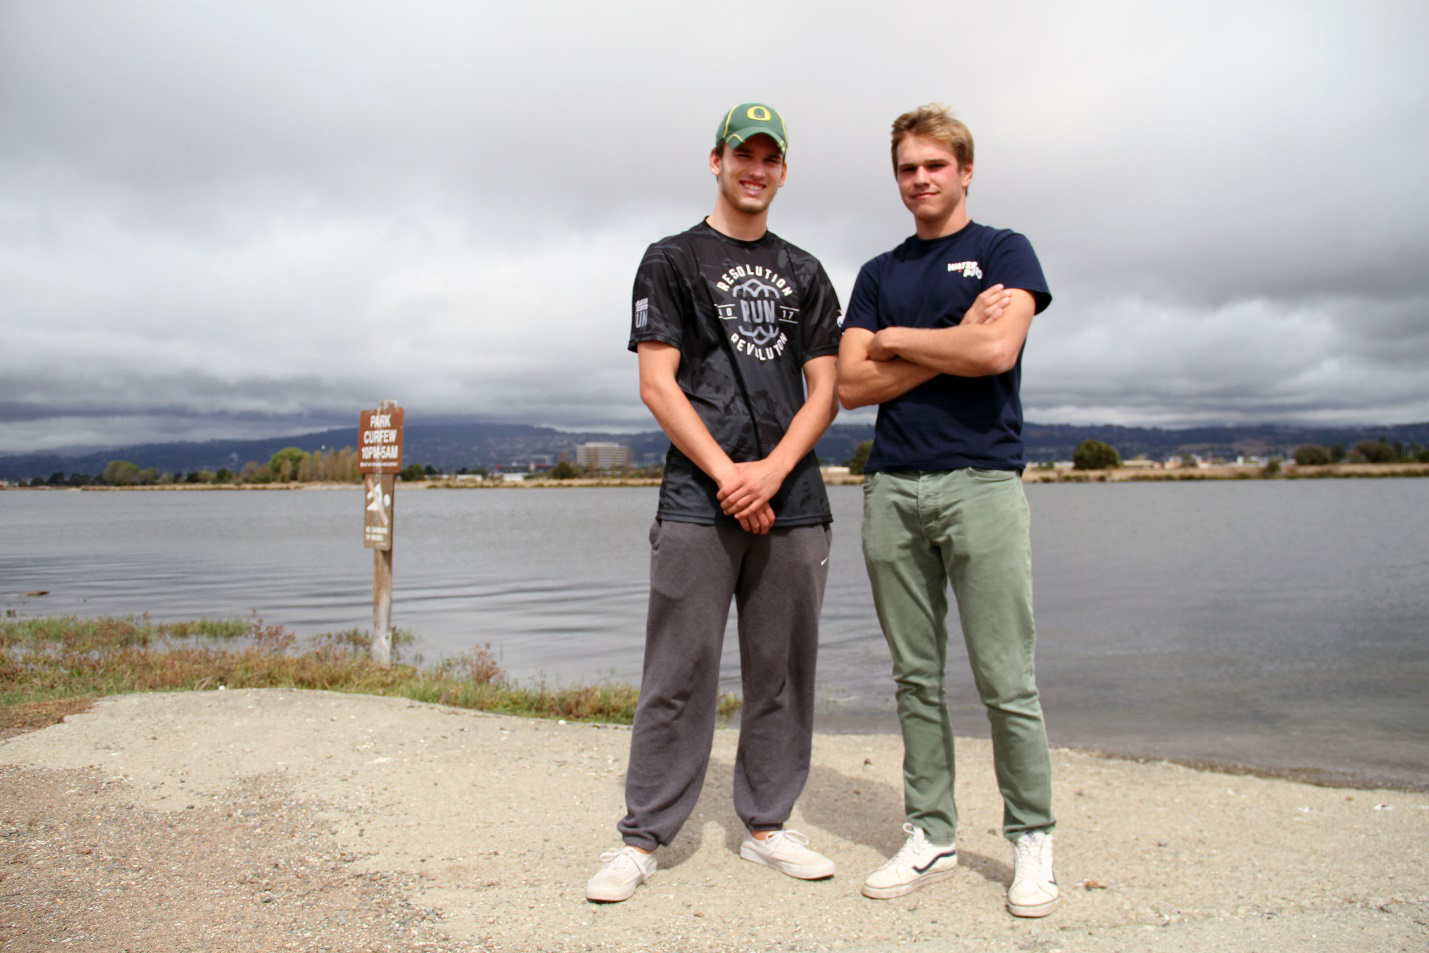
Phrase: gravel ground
[{"left": 1, "top": 688, "right": 1426, "bottom": 952}]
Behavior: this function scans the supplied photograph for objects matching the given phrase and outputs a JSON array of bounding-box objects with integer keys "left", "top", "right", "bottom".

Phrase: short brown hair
[{"left": 891, "top": 103, "right": 974, "bottom": 172}]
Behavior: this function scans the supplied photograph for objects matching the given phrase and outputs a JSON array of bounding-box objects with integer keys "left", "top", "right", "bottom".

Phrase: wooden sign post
[{"left": 359, "top": 401, "right": 404, "bottom": 666}]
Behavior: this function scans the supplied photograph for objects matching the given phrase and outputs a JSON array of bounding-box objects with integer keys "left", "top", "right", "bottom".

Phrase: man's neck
[
  {"left": 706, "top": 206, "right": 768, "bottom": 242},
  {"left": 915, "top": 207, "right": 971, "bottom": 240}
]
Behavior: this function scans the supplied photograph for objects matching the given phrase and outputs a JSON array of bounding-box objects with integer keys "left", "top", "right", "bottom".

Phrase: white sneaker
[
  {"left": 1007, "top": 831, "right": 1059, "bottom": 917},
  {"left": 585, "top": 845, "right": 657, "bottom": 902},
  {"left": 861, "top": 823, "right": 958, "bottom": 899},
  {"left": 739, "top": 829, "right": 836, "bottom": 880}
]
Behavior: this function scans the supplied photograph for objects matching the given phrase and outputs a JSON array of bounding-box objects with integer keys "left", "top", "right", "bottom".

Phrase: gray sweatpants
[{"left": 617, "top": 519, "right": 831, "bottom": 850}]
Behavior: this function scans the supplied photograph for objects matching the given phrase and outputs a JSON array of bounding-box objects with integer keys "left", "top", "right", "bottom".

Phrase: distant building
[{"left": 577, "top": 442, "right": 632, "bottom": 472}]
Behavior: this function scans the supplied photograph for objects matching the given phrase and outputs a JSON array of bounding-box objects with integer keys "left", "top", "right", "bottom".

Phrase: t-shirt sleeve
[
  {"left": 800, "top": 260, "right": 843, "bottom": 360},
  {"left": 841, "top": 257, "right": 882, "bottom": 333},
  {"left": 628, "top": 243, "right": 686, "bottom": 353},
  {"left": 987, "top": 231, "right": 1052, "bottom": 315}
]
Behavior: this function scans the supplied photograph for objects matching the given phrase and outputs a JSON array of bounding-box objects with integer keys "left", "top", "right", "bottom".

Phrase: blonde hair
[{"left": 891, "top": 103, "right": 974, "bottom": 173}]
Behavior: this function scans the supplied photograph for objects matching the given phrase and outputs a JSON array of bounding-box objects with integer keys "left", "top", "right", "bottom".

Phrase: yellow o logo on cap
[{"left": 746, "top": 106, "right": 771, "bottom": 121}]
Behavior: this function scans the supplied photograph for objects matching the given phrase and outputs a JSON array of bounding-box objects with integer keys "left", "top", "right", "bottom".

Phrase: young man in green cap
[{"left": 586, "top": 102, "right": 842, "bottom": 903}]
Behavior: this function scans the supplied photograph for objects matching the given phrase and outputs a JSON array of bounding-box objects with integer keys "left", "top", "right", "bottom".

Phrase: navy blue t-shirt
[{"left": 842, "top": 221, "right": 1051, "bottom": 472}]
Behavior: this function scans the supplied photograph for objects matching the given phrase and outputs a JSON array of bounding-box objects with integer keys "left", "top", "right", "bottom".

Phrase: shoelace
[
  {"left": 599, "top": 846, "right": 644, "bottom": 868},
  {"left": 762, "top": 829, "right": 812, "bottom": 849},
  {"left": 888, "top": 822, "right": 930, "bottom": 866},
  {"left": 1014, "top": 835, "right": 1050, "bottom": 875}
]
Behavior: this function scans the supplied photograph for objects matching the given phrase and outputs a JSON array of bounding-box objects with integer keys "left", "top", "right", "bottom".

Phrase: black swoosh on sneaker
[{"left": 913, "top": 848, "right": 957, "bottom": 874}]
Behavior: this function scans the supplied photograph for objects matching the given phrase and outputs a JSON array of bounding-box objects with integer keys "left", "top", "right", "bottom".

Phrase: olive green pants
[{"left": 861, "top": 468, "right": 1055, "bottom": 844}]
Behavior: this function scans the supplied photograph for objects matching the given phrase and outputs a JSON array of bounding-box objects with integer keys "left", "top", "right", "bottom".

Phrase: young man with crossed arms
[{"left": 838, "top": 103, "right": 1059, "bottom": 918}]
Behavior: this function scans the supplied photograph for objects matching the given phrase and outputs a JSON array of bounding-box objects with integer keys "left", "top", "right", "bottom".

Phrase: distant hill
[{"left": 2, "top": 419, "right": 1427, "bottom": 483}]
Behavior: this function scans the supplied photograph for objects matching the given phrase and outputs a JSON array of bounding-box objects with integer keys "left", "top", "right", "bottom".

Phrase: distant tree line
[
  {"left": 24, "top": 447, "right": 368, "bottom": 488},
  {"left": 843, "top": 436, "right": 1428, "bottom": 475},
  {"left": 18, "top": 435, "right": 1426, "bottom": 488},
  {"left": 18, "top": 452, "right": 666, "bottom": 487},
  {"left": 845, "top": 438, "right": 1124, "bottom": 473},
  {"left": 1064, "top": 437, "right": 1429, "bottom": 470},
  {"left": 1294, "top": 439, "right": 1429, "bottom": 466}
]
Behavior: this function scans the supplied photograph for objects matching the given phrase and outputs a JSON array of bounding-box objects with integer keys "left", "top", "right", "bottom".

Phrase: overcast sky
[{"left": 2, "top": 1, "right": 1426, "bottom": 454}]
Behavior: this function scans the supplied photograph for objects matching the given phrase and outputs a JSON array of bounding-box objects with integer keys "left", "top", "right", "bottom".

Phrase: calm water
[{"left": 3, "top": 480, "right": 1426, "bottom": 790}]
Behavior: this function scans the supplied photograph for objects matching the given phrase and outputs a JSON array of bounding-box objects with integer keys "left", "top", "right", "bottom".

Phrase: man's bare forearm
[
  {"left": 874, "top": 289, "right": 1036, "bottom": 378},
  {"left": 837, "top": 329, "right": 938, "bottom": 409}
]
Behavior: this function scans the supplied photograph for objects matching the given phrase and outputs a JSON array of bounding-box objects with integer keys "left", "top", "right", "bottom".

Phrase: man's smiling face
[{"left": 710, "top": 134, "right": 787, "bottom": 217}]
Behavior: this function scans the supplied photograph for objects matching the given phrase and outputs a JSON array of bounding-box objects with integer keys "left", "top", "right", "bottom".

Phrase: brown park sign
[
  {"left": 358, "top": 407, "right": 404, "bottom": 474},
  {"left": 363, "top": 473, "right": 395, "bottom": 551}
]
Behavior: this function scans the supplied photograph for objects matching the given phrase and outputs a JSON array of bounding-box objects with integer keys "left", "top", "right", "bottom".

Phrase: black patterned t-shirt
[{"left": 628, "top": 220, "right": 841, "bottom": 527}]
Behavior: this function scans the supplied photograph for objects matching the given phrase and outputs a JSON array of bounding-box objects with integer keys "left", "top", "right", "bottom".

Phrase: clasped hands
[{"left": 716, "top": 457, "right": 783, "bottom": 535}]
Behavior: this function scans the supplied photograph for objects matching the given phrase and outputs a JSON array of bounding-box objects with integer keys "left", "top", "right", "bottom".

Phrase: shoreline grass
[{"left": 0, "top": 615, "right": 739, "bottom": 737}]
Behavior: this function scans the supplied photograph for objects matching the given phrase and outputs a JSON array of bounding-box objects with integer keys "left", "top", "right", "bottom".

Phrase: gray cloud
[{"left": 2, "top": 0, "right": 1426, "bottom": 454}]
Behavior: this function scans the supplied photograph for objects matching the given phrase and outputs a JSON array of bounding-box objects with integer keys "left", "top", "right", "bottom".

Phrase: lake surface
[{"left": 3, "top": 480, "right": 1426, "bottom": 790}]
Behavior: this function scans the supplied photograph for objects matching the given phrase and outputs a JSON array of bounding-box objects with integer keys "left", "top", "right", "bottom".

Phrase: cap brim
[{"left": 725, "top": 127, "right": 786, "bottom": 153}]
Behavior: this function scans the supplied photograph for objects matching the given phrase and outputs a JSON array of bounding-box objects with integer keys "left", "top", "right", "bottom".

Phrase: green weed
[{"left": 0, "top": 615, "right": 740, "bottom": 728}]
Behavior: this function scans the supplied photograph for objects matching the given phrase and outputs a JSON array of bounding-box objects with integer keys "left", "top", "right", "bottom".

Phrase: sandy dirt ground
[{"left": 1, "top": 688, "right": 1425, "bottom": 952}]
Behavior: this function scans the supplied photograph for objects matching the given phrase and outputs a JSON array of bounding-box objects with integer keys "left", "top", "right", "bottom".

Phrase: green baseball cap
[{"left": 715, "top": 102, "right": 788, "bottom": 154}]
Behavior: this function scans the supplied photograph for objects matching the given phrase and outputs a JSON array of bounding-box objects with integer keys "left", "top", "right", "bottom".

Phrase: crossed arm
[
  {"left": 836, "top": 285, "right": 1037, "bottom": 410},
  {"left": 637, "top": 342, "right": 839, "bottom": 535}
]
